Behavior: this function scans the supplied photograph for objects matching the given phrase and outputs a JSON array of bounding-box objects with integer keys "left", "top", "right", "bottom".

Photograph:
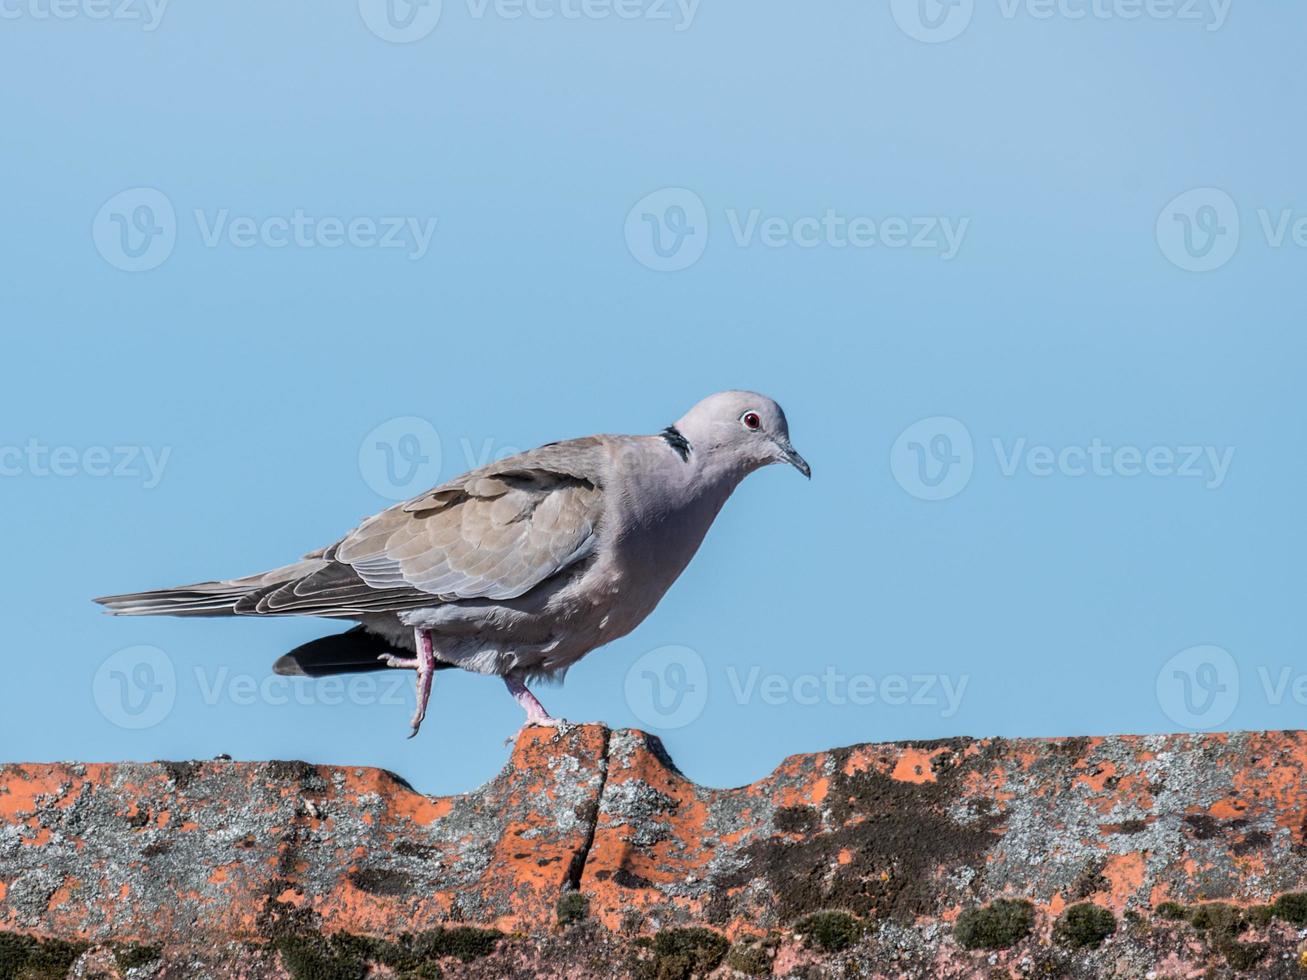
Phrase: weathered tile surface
[{"left": 5, "top": 725, "right": 1307, "bottom": 977}]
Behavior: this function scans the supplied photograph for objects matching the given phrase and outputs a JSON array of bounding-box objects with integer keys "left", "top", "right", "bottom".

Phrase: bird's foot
[
  {"left": 377, "top": 654, "right": 419, "bottom": 669},
  {"left": 505, "top": 716, "right": 569, "bottom": 746},
  {"left": 526, "top": 715, "right": 566, "bottom": 728},
  {"left": 503, "top": 676, "right": 568, "bottom": 743},
  {"left": 406, "top": 629, "right": 437, "bottom": 739}
]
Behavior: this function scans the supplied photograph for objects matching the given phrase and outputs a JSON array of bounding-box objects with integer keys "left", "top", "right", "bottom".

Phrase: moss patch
[
  {"left": 710, "top": 740, "right": 1002, "bottom": 925},
  {"left": 636, "top": 927, "right": 729, "bottom": 980},
  {"left": 1152, "top": 902, "right": 1267, "bottom": 971},
  {"left": 274, "top": 935, "right": 368, "bottom": 980},
  {"left": 726, "top": 936, "right": 773, "bottom": 976},
  {"left": 274, "top": 927, "right": 503, "bottom": 980},
  {"left": 793, "top": 911, "right": 861, "bottom": 952},
  {"left": 1052, "top": 904, "right": 1116, "bottom": 949},
  {"left": 0, "top": 933, "right": 90, "bottom": 980},
  {"left": 953, "top": 899, "right": 1035, "bottom": 951},
  {"left": 1188, "top": 902, "right": 1243, "bottom": 934},
  {"left": 556, "top": 891, "right": 589, "bottom": 926},
  {"left": 113, "top": 942, "right": 163, "bottom": 972},
  {"left": 1271, "top": 892, "right": 1307, "bottom": 925},
  {"left": 1246, "top": 904, "right": 1275, "bottom": 928}
]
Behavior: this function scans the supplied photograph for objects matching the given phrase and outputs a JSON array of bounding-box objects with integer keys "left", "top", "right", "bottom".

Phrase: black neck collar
[{"left": 660, "top": 425, "right": 691, "bottom": 462}]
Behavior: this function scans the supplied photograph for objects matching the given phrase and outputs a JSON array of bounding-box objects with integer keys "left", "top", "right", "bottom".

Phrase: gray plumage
[{"left": 95, "top": 390, "right": 809, "bottom": 734}]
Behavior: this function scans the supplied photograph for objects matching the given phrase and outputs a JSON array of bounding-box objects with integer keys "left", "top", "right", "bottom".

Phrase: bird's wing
[{"left": 236, "top": 437, "right": 610, "bottom": 616}]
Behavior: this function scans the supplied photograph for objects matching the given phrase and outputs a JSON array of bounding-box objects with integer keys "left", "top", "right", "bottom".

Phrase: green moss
[
  {"left": 420, "top": 927, "right": 502, "bottom": 963},
  {"left": 1155, "top": 901, "right": 1191, "bottom": 921},
  {"left": 113, "top": 943, "right": 163, "bottom": 972},
  {"left": 953, "top": 899, "right": 1035, "bottom": 951},
  {"left": 1271, "top": 892, "right": 1307, "bottom": 925},
  {"left": 274, "top": 927, "right": 502, "bottom": 980},
  {"left": 1157, "top": 903, "right": 1266, "bottom": 971},
  {"left": 725, "top": 937, "right": 772, "bottom": 976},
  {"left": 1246, "top": 904, "right": 1275, "bottom": 928},
  {"left": 0, "top": 933, "right": 89, "bottom": 980},
  {"left": 556, "top": 891, "right": 589, "bottom": 926},
  {"left": 1219, "top": 940, "right": 1267, "bottom": 971},
  {"left": 793, "top": 911, "right": 861, "bottom": 952},
  {"left": 1052, "top": 904, "right": 1116, "bottom": 950},
  {"left": 274, "top": 935, "right": 369, "bottom": 980},
  {"left": 1188, "top": 902, "right": 1244, "bottom": 935},
  {"left": 636, "top": 927, "right": 729, "bottom": 980}
]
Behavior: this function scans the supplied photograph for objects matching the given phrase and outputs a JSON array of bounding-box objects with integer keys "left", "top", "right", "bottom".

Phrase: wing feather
[{"left": 235, "top": 437, "right": 609, "bottom": 616}]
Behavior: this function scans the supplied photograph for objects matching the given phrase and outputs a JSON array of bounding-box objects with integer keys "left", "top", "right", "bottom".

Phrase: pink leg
[
  {"left": 504, "top": 676, "right": 562, "bottom": 727},
  {"left": 408, "top": 628, "right": 436, "bottom": 738}
]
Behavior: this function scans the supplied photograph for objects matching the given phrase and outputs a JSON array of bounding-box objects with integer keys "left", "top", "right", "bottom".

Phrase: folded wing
[{"left": 233, "top": 438, "right": 608, "bottom": 616}]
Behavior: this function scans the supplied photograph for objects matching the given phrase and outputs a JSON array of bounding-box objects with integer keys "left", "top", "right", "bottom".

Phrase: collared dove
[{"left": 95, "top": 391, "right": 810, "bottom": 736}]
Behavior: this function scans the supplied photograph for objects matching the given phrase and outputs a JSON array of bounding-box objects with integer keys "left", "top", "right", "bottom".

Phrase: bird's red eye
[{"left": 741, "top": 412, "right": 762, "bottom": 431}]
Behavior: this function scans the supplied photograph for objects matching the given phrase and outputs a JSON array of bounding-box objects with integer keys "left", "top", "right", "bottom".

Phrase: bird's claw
[
  {"left": 504, "top": 716, "right": 569, "bottom": 746},
  {"left": 529, "top": 716, "right": 566, "bottom": 729},
  {"left": 378, "top": 653, "right": 419, "bottom": 669}
]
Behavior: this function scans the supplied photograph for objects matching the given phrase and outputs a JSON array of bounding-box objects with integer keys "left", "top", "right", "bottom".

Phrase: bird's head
[{"left": 672, "top": 390, "right": 810, "bottom": 479}]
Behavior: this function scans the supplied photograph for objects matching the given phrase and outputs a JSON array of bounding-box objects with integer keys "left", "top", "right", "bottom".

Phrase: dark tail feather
[
  {"left": 273, "top": 626, "right": 405, "bottom": 677},
  {"left": 94, "top": 584, "right": 249, "bottom": 617}
]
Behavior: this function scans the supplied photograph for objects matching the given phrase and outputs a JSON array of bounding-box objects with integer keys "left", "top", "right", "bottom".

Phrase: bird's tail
[
  {"left": 94, "top": 559, "right": 327, "bottom": 617},
  {"left": 93, "top": 581, "right": 254, "bottom": 617}
]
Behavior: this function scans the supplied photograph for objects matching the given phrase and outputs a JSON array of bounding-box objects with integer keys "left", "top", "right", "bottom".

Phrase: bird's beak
[{"left": 777, "top": 441, "right": 811, "bottom": 479}]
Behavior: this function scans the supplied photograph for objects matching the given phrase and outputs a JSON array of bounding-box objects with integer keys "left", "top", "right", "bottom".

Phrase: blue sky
[{"left": 1, "top": 0, "right": 1304, "bottom": 795}]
